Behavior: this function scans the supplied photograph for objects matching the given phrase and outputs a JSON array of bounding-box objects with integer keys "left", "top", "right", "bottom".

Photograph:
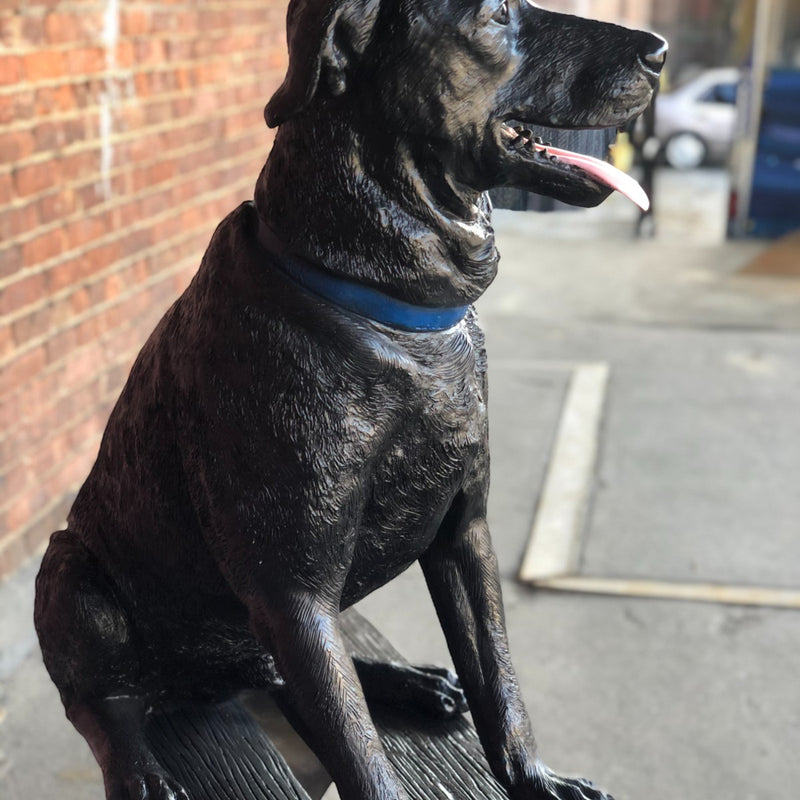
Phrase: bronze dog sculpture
[{"left": 35, "top": 1, "right": 665, "bottom": 798}]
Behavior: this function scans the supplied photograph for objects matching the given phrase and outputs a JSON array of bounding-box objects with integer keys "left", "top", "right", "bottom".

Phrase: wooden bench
[{"left": 143, "top": 608, "right": 508, "bottom": 800}]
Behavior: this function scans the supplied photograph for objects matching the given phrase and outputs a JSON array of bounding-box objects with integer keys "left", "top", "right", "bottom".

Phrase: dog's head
[{"left": 265, "top": 0, "right": 666, "bottom": 209}]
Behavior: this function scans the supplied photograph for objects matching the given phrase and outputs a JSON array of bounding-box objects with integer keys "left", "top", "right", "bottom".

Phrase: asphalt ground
[{"left": 2, "top": 168, "right": 798, "bottom": 800}]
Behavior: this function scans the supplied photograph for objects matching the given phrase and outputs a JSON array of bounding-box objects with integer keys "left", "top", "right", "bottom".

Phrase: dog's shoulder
[{"left": 190, "top": 201, "right": 264, "bottom": 298}]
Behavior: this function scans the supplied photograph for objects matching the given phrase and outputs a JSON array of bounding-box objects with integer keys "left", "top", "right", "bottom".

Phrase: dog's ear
[{"left": 265, "top": 0, "right": 381, "bottom": 128}]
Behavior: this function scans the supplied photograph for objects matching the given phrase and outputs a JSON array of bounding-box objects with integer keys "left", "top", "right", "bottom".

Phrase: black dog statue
[{"left": 35, "top": 1, "right": 666, "bottom": 798}]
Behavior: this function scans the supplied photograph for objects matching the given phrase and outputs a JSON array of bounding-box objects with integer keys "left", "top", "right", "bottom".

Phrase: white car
[{"left": 655, "top": 67, "right": 741, "bottom": 169}]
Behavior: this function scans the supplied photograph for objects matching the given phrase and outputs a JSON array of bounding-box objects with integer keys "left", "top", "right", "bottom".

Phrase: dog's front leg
[
  {"left": 420, "top": 494, "right": 610, "bottom": 800},
  {"left": 249, "top": 592, "right": 407, "bottom": 800}
]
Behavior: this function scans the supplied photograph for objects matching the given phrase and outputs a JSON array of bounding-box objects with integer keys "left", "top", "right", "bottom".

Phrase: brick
[
  {"left": 65, "top": 47, "right": 105, "bottom": 75},
  {"left": 13, "top": 161, "right": 57, "bottom": 197},
  {"left": 23, "top": 49, "right": 66, "bottom": 81},
  {"left": 0, "top": 94, "right": 13, "bottom": 125},
  {"left": 0, "top": 346, "right": 47, "bottom": 395},
  {"left": 66, "top": 213, "right": 110, "bottom": 250},
  {"left": 43, "top": 12, "right": 81, "bottom": 44},
  {"left": 22, "top": 227, "right": 67, "bottom": 267},
  {"left": 118, "top": 226, "right": 152, "bottom": 259},
  {"left": 103, "top": 272, "right": 124, "bottom": 301},
  {"left": 75, "top": 314, "right": 100, "bottom": 345},
  {"left": 29, "top": 431, "right": 72, "bottom": 483},
  {"left": 34, "top": 82, "right": 76, "bottom": 116},
  {"left": 64, "top": 346, "right": 100, "bottom": 386},
  {"left": 132, "top": 71, "right": 150, "bottom": 98},
  {"left": 33, "top": 120, "right": 67, "bottom": 151},
  {"left": 69, "top": 286, "right": 91, "bottom": 315},
  {"left": 115, "top": 41, "right": 135, "bottom": 69},
  {"left": 45, "top": 325, "right": 78, "bottom": 365},
  {"left": 60, "top": 149, "right": 98, "bottom": 182},
  {"left": 45, "top": 255, "right": 82, "bottom": 293},
  {"left": 0, "top": 129, "right": 36, "bottom": 162},
  {"left": 76, "top": 177, "right": 126, "bottom": 212},
  {"left": 84, "top": 241, "right": 121, "bottom": 277},
  {"left": 134, "top": 38, "right": 166, "bottom": 66},
  {"left": 0, "top": 13, "right": 23, "bottom": 49},
  {"left": 0, "top": 53, "right": 22, "bottom": 85},
  {"left": 38, "top": 188, "right": 77, "bottom": 224},
  {"left": 144, "top": 98, "right": 173, "bottom": 127},
  {"left": 15, "top": 369, "right": 60, "bottom": 426},
  {"left": 68, "top": 82, "right": 90, "bottom": 110},
  {"left": 0, "top": 243, "right": 23, "bottom": 279},
  {"left": 0, "top": 171, "right": 12, "bottom": 204},
  {"left": 86, "top": 280, "right": 105, "bottom": 306},
  {"left": 0, "top": 404, "right": 20, "bottom": 462},
  {"left": 0, "top": 272, "right": 45, "bottom": 315},
  {"left": 11, "top": 305, "right": 54, "bottom": 348},
  {"left": 121, "top": 10, "right": 151, "bottom": 36},
  {"left": 20, "top": 15, "right": 44, "bottom": 47},
  {"left": 55, "top": 83, "right": 77, "bottom": 111},
  {"left": 0, "top": 316, "right": 12, "bottom": 360}
]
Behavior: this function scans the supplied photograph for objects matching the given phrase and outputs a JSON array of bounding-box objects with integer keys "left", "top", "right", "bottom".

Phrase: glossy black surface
[{"left": 35, "top": 2, "right": 664, "bottom": 798}]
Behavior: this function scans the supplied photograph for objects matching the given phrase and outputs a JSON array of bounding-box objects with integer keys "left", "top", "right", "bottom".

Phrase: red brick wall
[{"left": 0, "top": 0, "right": 288, "bottom": 578}]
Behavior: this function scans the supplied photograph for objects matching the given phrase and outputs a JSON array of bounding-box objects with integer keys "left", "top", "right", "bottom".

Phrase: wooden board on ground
[{"left": 739, "top": 230, "right": 800, "bottom": 276}]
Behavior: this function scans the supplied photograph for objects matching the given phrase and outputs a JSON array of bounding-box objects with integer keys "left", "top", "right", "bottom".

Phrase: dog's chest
[{"left": 342, "top": 332, "right": 488, "bottom": 601}]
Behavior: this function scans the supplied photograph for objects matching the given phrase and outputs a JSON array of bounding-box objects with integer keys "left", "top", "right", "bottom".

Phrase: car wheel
[{"left": 663, "top": 132, "right": 708, "bottom": 170}]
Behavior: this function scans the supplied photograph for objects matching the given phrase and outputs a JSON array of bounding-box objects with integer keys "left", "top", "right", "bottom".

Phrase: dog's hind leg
[
  {"left": 34, "top": 530, "right": 189, "bottom": 800},
  {"left": 354, "top": 658, "right": 468, "bottom": 720}
]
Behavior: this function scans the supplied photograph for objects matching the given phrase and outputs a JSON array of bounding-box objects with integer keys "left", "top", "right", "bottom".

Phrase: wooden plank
[
  {"left": 137, "top": 609, "right": 506, "bottom": 800},
  {"left": 531, "top": 575, "right": 800, "bottom": 609},
  {"left": 145, "top": 700, "right": 312, "bottom": 800}
]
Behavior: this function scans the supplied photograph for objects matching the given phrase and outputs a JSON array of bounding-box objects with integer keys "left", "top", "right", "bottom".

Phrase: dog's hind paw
[
  {"left": 109, "top": 771, "right": 191, "bottom": 800},
  {"left": 511, "top": 764, "right": 613, "bottom": 800},
  {"left": 357, "top": 660, "right": 468, "bottom": 720},
  {"left": 401, "top": 664, "right": 469, "bottom": 719}
]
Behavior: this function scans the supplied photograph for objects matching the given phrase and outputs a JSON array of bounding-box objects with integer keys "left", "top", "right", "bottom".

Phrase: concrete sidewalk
[{"left": 2, "top": 174, "right": 799, "bottom": 799}]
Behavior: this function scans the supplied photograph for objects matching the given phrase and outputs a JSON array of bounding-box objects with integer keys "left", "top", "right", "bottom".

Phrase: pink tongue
[{"left": 541, "top": 143, "right": 650, "bottom": 211}]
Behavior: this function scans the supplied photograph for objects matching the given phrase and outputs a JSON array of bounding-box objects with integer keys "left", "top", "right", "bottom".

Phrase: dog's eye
[{"left": 491, "top": 0, "right": 510, "bottom": 25}]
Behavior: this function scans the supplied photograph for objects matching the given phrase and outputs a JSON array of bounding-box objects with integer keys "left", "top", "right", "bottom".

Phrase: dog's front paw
[
  {"left": 108, "top": 770, "right": 191, "bottom": 800},
  {"left": 510, "top": 763, "right": 613, "bottom": 800}
]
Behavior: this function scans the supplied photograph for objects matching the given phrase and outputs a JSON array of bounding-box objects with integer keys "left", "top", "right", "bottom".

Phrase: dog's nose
[{"left": 641, "top": 35, "right": 668, "bottom": 73}]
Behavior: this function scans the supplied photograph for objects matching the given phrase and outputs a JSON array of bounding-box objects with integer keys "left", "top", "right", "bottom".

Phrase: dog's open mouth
[{"left": 499, "top": 123, "right": 649, "bottom": 211}]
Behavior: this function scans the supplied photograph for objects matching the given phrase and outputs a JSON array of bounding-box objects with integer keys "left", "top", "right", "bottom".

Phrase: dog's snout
[{"left": 640, "top": 34, "right": 668, "bottom": 74}]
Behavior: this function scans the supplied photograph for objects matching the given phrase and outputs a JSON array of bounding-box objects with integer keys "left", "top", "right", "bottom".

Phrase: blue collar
[{"left": 256, "top": 219, "right": 469, "bottom": 332}]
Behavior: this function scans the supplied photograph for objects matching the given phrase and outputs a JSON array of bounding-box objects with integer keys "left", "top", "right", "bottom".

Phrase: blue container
[{"left": 748, "top": 69, "right": 800, "bottom": 237}]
